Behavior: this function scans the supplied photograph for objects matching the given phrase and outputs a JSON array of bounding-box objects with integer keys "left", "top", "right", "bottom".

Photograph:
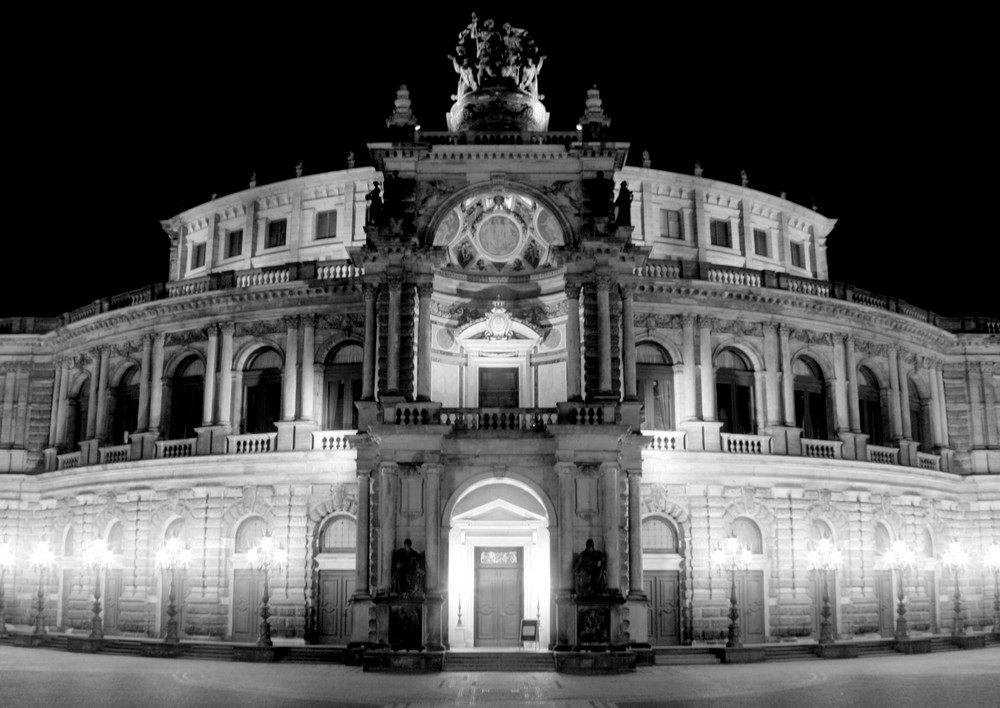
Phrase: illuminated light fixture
[
  {"left": 883, "top": 539, "right": 915, "bottom": 641},
  {"left": 713, "top": 533, "right": 752, "bottom": 649},
  {"left": 81, "top": 538, "right": 115, "bottom": 639},
  {"left": 246, "top": 532, "right": 287, "bottom": 647},
  {"left": 942, "top": 539, "right": 970, "bottom": 638},
  {"left": 155, "top": 536, "right": 193, "bottom": 644},
  {"left": 30, "top": 540, "right": 57, "bottom": 637},
  {"left": 806, "top": 537, "right": 843, "bottom": 646}
]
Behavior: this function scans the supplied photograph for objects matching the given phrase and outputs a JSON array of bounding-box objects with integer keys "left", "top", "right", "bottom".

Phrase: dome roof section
[{"left": 446, "top": 15, "right": 549, "bottom": 133}]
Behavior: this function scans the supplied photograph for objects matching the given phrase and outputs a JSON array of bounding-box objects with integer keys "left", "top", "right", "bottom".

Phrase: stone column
[
  {"left": 416, "top": 282, "right": 433, "bottom": 401},
  {"left": 935, "top": 363, "right": 949, "bottom": 447},
  {"left": 378, "top": 462, "right": 398, "bottom": 592},
  {"left": 299, "top": 317, "right": 315, "bottom": 421},
  {"left": 362, "top": 283, "right": 377, "bottom": 400},
  {"left": 898, "top": 350, "right": 912, "bottom": 439},
  {"left": 833, "top": 334, "right": 850, "bottom": 432},
  {"left": 354, "top": 468, "right": 371, "bottom": 596},
  {"left": 779, "top": 325, "right": 795, "bottom": 426},
  {"left": 0, "top": 367, "right": 14, "bottom": 446},
  {"left": 85, "top": 353, "right": 99, "bottom": 439},
  {"left": 48, "top": 361, "right": 63, "bottom": 446},
  {"left": 927, "top": 360, "right": 943, "bottom": 447},
  {"left": 596, "top": 275, "right": 613, "bottom": 394},
  {"left": 626, "top": 468, "right": 644, "bottom": 599},
  {"left": 149, "top": 333, "right": 165, "bottom": 432},
  {"left": 887, "top": 346, "right": 903, "bottom": 440},
  {"left": 565, "top": 280, "right": 582, "bottom": 401},
  {"left": 681, "top": 315, "right": 697, "bottom": 421},
  {"left": 555, "top": 462, "right": 577, "bottom": 648},
  {"left": 217, "top": 323, "right": 234, "bottom": 427},
  {"left": 621, "top": 284, "right": 637, "bottom": 400},
  {"left": 699, "top": 318, "right": 715, "bottom": 421},
  {"left": 13, "top": 365, "right": 29, "bottom": 448},
  {"left": 423, "top": 462, "right": 443, "bottom": 650},
  {"left": 763, "top": 324, "right": 781, "bottom": 426},
  {"left": 846, "top": 337, "right": 861, "bottom": 433},
  {"left": 54, "top": 359, "right": 71, "bottom": 447},
  {"left": 602, "top": 463, "right": 620, "bottom": 593},
  {"left": 202, "top": 327, "right": 218, "bottom": 426},
  {"left": 137, "top": 334, "right": 153, "bottom": 432},
  {"left": 387, "top": 274, "right": 403, "bottom": 392},
  {"left": 94, "top": 347, "right": 111, "bottom": 442},
  {"left": 281, "top": 317, "right": 299, "bottom": 421},
  {"left": 982, "top": 362, "right": 999, "bottom": 447}
]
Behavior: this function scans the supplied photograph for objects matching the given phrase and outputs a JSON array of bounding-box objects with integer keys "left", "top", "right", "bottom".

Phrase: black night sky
[{"left": 4, "top": 7, "right": 995, "bottom": 319}]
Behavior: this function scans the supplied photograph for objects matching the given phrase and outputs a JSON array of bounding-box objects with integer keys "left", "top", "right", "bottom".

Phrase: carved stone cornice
[
  {"left": 281, "top": 315, "right": 300, "bottom": 331},
  {"left": 637, "top": 313, "right": 683, "bottom": 331},
  {"left": 235, "top": 320, "right": 285, "bottom": 338},
  {"left": 218, "top": 322, "right": 236, "bottom": 335},
  {"left": 165, "top": 330, "right": 204, "bottom": 347},
  {"left": 714, "top": 319, "right": 764, "bottom": 337},
  {"left": 320, "top": 312, "right": 366, "bottom": 335},
  {"left": 790, "top": 328, "right": 832, "bottom": 345}
]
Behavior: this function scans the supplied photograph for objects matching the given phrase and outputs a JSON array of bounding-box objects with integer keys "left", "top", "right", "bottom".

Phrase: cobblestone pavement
[{"left": 2, "top": 645, "right": 999, "bottom": 707}]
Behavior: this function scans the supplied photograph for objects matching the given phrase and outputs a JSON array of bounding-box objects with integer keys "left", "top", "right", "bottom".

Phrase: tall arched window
[
  {"left": 641, "top": 517, "right": 678, "bottom": 553},
  {"left": 907, "top": 379, "right": 930, "bottom": 452},
  {"left": 111, "top": 367, "right": 140, "bottom": 445},
  {"left": 858, "top": 367, "right": 885, "bottom": 446},
  {"left": 169, "top": 357, "right": 204, "bottom": 440},
  {"left": 874, "top": 522, "right": 891, "bottom": 556},
  {"left": 810, "top": 519, "right": 833, "bottom": 543},
  {"left": 716, "top": 349, "right": 755, "bottom": 434},
  {"left": 235, "top": 516, "right": 267, "bottom": 552},
  {"left": 67, "top": 375, "right": 91, "bottom": 449},
  {"left": 324, "top": 343, "right": 363, "bottom": 430},
  {"left": 107, "top": 521, "right": 124, "bottom": 555},
  {"left": 793, "top": 357, "right": 830, "bottom": 440},
  {"left": 731, "top": 517, "right": 763, "bottom": 554},
  {"left": 243, "top": 349, "right": 282, "bottom": 434},
  {"left": 320, "top": 516, "right": 357, "bottom": 552},
  {"left": 636, "top": 342, "right": 674, "bottom": 430},
  {"left": 165, "top": 518, "right": 186, "bottom": 543}
]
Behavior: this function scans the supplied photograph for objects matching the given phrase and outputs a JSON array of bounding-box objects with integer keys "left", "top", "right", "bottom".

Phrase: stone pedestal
[
  {"left": 838, "top": 432, "right": 867, "bottom": 461},
  {"left": 679, "top": 421, "right": 725, "bottom": 451},
  {"left": 764, "top": 426, "right": 802, "bottom": 456},
  {"left": 66, "top": 636, "right": 105, "bottom": 653},
  {"left": 129, "top": 431, "right": 159, "bottom": 461},
  {"left": 372, "top": 595, "right": 425, "bottom": 651},
  {"left": 79, "top": 438, "right": 100, "bottom": 466},
  {"left": 195, "top": 425, "right": 230, "bottom": 455},
  {"left": 896, "top": 439, "right": 919, "bottom": 467},
  {"left": 292, "top": 422, "right": 320, "bottom": 451},
  {"left": 13, "top": 634, "right": 46, "bottom": 648},
  {"left": 951, "top": 634, "right": 986, "bottom": 649}
]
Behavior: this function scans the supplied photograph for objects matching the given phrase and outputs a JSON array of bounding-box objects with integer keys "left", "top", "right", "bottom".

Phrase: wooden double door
[
  {"left": 644, "top": 570, "right": 681, "bottom": 645},
  {"left": 474, "top": 547, "right": 523, "bottom": 647},
  {"left": 734, "top": 570, "right": 766, "bottom": 644},
  {"left": 232, "top": 569, "right": 265, "bottom": 643},
  {"left": 317, "top": 570, "right": 355, "bottom": 644}
]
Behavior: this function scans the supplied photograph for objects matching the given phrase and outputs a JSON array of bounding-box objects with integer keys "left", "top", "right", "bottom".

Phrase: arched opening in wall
[
  {"left": 324, "top": 343, "right": 363, "bottom": 430},
  {"left": 636, "top": 343, "right": 674, "bottom": 431},
  {"left": 168, "top": 356, "right": 204, "bottom": 440},
  {"left": 808, "top": 519, "right": 838, "bottom": 640},
  {"left": 447, "top": 479, "right": 551, "bottom": 650},
  {"left": 728, "top": 517, "right": 766, "bottom": 643},
  {"left": 873, "top": 521, "right": 896, "bottom": 638},
  {"left": 793, "top": 357, "right": 830, "bottom": 440},
  {"left": 110, "top": 367, "right": 140, "bottom": 445},
  {"left": 103, "top": 520, "right": 125, "bottom": 636},
  {"left": 159, "top": 518, "right": 189, "bottom": 640},
  {"left": 66, "top": 375, "right": 91, "bottom": 449},
  {"left": 641, "top": 515, "right": 682, "bottom": 646},
  {"left": 858, "top": 367, "right": 885, "bottom": 446},
  {"left": 908, "top": 379, "right": 931, "bottom": 452},
  {"left": 315, "top": 514, "right": 357, "bottom": 645},
  {"left": 242, "top": 349, "right": 282, "bottom": 434},
  {"left": 715, "top": 349, "right": 755, "bottom": 434},
  {"left": 231, "top": 515, "right": 268, "bottom": 642}
]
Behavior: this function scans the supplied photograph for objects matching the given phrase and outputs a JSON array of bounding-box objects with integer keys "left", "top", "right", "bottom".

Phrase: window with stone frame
[
  {"left": 191, "top": 242, "right": 206, "bottom": 269},
  {"left": 641, "top": 517, "right": 678, "bottom": 553},
  {"left": 316, "top": 210, "right": 338, "bottom": 240},
  {"left": 266, "top": 218, "right": 287, "bottom": 249},
  {"left": 790, "top": 240, "right": 806, "bottom": 269},
  {"left": 660, "top": 209, "right": 682, "bottom": 239},
  {"left": 793, "top": 356, "right": 831, "bottom": 440},
  {"left": 169, "top": 356, "right": 204, "bottom": 440},
  {"left": 753, "top": 228, "right": 769, "bottom": 257},
  {"left": 710, "top": 218, "right": 732, "bottom": 248},
  {"left": 715, "top": 348, "right": 755, "bottom": 434},
  {"left": 858, "top": 367, "right": 885, "bottom": 446},
  {"left": 636, "top": 342, "right": 673, "bottom": 430},
  {"left": 226, "top": 229, "right": 243, "bottom": 258}
]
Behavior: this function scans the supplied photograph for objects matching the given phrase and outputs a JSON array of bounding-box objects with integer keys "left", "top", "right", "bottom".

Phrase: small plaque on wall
[{"left": 520, "top": 619, "right": 538, "bottom": 641}]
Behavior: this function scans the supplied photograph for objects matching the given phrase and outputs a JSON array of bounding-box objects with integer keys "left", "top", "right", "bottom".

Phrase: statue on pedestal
[
  {"left": 391, "top": 538, "right": 425, "bottom": 597},
  {"left": 573, "top": 538, "right": 607, "bottom": 595},
  {"left": 614, "top": 181, "right": 633, "bottom": 227}
]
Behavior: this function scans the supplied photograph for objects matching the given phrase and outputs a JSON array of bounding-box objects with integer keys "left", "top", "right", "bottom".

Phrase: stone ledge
[
  {"left": 362, "top": 650, "right": 444, "bottom": 673},
  {"left": 554, "top": 651, "right": 637, "bottom": 674},
  {"left": 813, "top": 644, "right": 859, "bottom": 659},
  {"left": 233, "top": 646, "right": 284, "bottom": 662},
  {"left": 141, "top": 642, "right": 185, "bottom": 658},
  {"left": 894, "top": 638, "right": 932, "bottom": 654},
  {"left": 710, "top": 647, "right": 767, "bottom": 664},
  {"left": 66, "top": 636, "right": 105, "bottom": 653},
  {"left": 950, "top": 634, "right": 987, "bottom": 650},
  {"left": 12, "top": 634, "right": 47, "bottom": 648}
]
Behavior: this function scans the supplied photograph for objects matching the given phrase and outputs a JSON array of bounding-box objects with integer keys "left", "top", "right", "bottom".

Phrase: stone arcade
[{"left": 1, "top": 16, "right": 999, "bottom": 672}]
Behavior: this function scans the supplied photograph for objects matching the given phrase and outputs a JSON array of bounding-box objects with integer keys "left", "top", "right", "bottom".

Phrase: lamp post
[
  {"left": 941, "top": 539, "right": 970, "bottom": 638},
  {"left": 30, "top": 540, "right": 57, "bottom": 637},
  {"left": 984, "top": 542, "right": 1000, "bottom": 638},
  {"left": 81, "top": 538, "right": 114, "bottom": 639},
  {"left": 0, "top": 539, "right": 14, "bottom": 638},
  {"left": 246, "top": 532, "right": 287, "bottom": 647},
  {"left": 154, "top": 536, "right": 192, "bottom": 644},
  {"left": 806, "top": 537, "right": 844, "bottom": 646},
  {"left": 713, "top": 534, "right": 752, "bottom": 649},
  {"left": 883, "top": 539, "right": 915, "bottom": 641}
]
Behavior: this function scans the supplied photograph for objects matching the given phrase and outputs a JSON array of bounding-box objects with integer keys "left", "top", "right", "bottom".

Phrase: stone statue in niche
[
  {"left": 391, "top": 538, "right": 426, "bottom": 596},
  {"left": 573, "top": 538, "right": 607, "bottom": 595},
  {"left": 614, "top": 180, "right": 633, "bottom": 227},
  {"left": 365, "top": 181, "right": 383, "bottom": 225}
]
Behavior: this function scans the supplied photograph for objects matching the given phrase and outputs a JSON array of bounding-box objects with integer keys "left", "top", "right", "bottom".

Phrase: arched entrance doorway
[{"left": 446, "top": 478, "right": 551, "bottom": 649}]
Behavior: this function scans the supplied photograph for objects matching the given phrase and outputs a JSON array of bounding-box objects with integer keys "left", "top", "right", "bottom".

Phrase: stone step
[
  {"left": 444, "top": 652, "right": 555, "bottom": 672},
  {"left": 653, "top": 648, "right": 721, "bottom": 665}
]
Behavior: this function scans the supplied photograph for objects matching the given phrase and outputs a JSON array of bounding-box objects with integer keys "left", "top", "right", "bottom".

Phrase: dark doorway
[
  {"left": 474, "top": 547, "right": 523, "bottom": 647},
  {"left": 479, "top": 368, "right": 519, "bottom": 408}
]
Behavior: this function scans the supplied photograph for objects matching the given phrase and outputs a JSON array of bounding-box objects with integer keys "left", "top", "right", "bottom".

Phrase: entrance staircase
[{"left": 444, "top": 651, "right": 555, "bottom": 672}]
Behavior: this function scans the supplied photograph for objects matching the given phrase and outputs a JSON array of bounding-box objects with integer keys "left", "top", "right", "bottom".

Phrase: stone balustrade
[
  {"left": 722, "top": 433, "right": 771, "bottom": 454},
  {"left": 98, "top": 444, "right": 130, "bottom": 465},
  {"left": 644, "top": 430, "right": 686, "bottom": 451},
  {"left": 802, "top": 438, "right": 843, "bottom": 459},
  {"left": 556, "top": 402, "right": 617, "bottom": 425},
  {"left": 867, "top": 444, "right": 900, "bottom": 465},
  {"left": 312, "top": 430, "right": 356, "bottom": 450},
  {"left": 916, "top": 451, "right": 942, "bottom": 471},
  {"left": 56, "top": 451, "right": 81, "bottom": 470},
  {"left": 316, "top": 262, "right": 364, "bottom": 280},
  {"left": 386, "top": 402, "right": 443, "bottom": 425},
  {"left": 227, "top": 432, "right": 277, "bottom": 454},
  {"left": 155, "top": 438, "right": 196, "bottom": 458},
  {"left": 440, "top": 408, "right": 558, "bottom": 431},
  {"left": 706, "top": 265, "right": 762, "bottom": 288},
  {"left": 236, "top": 267, "right": 290, "bottom": 288}
]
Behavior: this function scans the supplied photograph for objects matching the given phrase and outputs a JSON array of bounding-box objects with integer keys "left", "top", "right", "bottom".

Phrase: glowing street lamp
[
  {"left": 883, "top": 539, "right": 915, "bottom": 641},
  {"left": 983, "top": 543, "right": 1000, "bottom": 638},
  {"left": 941, "top": 539, "right": 970, "bottom": 638},
  {"left": 81, "top": 538, "right": 115, "bottom": 639},
  {"left": 713, "top": 534, "right": 752, "bottom": 648},
  {"left": 0, "top": 539, "right": 14, "bottom": 638},
  {"left": 155, "top": 536, "right": 192, "bottom": 644},
  {"left": 246, "top": 532, "right": 287, "bottom": 647},
  {"left": 30, "top": 540, "right": 57, "bottom": 637},
  {"left": 806, "top": 537, "right": 844, "bottom": 646}
]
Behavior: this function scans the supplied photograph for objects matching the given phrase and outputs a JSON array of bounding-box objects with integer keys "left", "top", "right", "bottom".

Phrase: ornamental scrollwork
[
  {"left": 165, "top": 330, "right": 205, "bottom": 347},
  {"left": 235, "top": 320, "right": 285, "bottom": 338}
]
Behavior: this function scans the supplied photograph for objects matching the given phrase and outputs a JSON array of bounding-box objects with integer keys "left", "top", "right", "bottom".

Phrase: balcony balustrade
[
  {"left": 644, "top": 430, "right": 686, "bottom": 451},
  {"left": 916, "top": 451, "right": 942, "bottom": 471},
  {"left": 98, "top": 444, "right": 130, "bottom": 465},
  {"left": 312, "top": 430, "right": 355, "bottom": 450},
  {"left": 155, "top": 438, "right": 196, "bottom": 458},
  {"left": 802, "top": 438, "right": 843, "bottom": 459},
  {"left": 721, "top": 433, "right": 771, "bottom": 454},
  {"left": 440, "top": 408, "right": 559, "bottom": 431},
  {"left": 867, "top": 444, "right": 900, "bottom": 465},
  {"left": 56, "top": 451, "right": 82, "bottom": 470},
  {"left": 227, "top": 433, "right": 277, "bottom": 454}
]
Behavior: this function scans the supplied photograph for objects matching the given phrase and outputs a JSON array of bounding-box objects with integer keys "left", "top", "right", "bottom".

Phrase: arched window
[
  {"left": 794, "top": 357, "right": 830, "bottom": 440},
  {"left": 324, "top": 343, "right": 363, "bottom": 430},
  {"left": 810, "top": 519, "right": 833, "bottom": 543},
  {"left": 243, "top": 349, "right": 282, "bottom": 434},
  {"left": 641, "top": 517, "right": 678, "bottom": 553},
  {"left": 107, "top": 521, "right": 124, "bottom": 555},
  {"left": 874, "top": 523, "right": 891, "bottom": 555},
  {"left": 858, "top": 367, "right": 885, "bottom": 446},
  {"left": 920, "top": 528, "right": 935, "bottom": 558},
  {"left": 67, "top": 375, "right": 91, "bottom": 449},
  {"left": 731, "top": 517, "right": 763, "bottom": 554},
  {"left": 165, "top": 518, "right": 186, "bottom": 542},
  {"left": 636, "top": 343, "right": 673, "bottom": 430},
  {"left": 169, "top": 356, "right": 204, "bottom": 440},
  {"left": 63, "top": 526, "right": 76, "bottom": 557},
  {"left": 235, "top": 516, "right": 267, "bottom": 552},
  {"left": 907, "top": 379, "right": 931, "bottom": 452},
  {"left": 111, "top": 367, "right": 141, "bottom": 445},
  {"left": 320, "top": 516, "right": 357, "bottom": 552},
  {"left": 716, "top": 349, "right": 755, "bottom": 434}
]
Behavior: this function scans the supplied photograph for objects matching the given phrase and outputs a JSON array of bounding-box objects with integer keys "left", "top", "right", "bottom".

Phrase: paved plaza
[{"left": 1, "top": 644, "right": 999, "bottom": 708}]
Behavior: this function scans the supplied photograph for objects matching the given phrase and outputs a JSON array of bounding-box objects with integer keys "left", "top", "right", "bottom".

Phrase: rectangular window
[
  {"left": 790, "top": 241, "right": 805, "bottom": 268},
  {"left": 753, "top": 229, "right": 769, "bottom": 257},
  {"left": 316, "top": 210, "right": 338, "bottom": 240},
  {"left": 710, "top": 219, "right": 732, "bottom": 248},
  {"left": 266, "top": 219, "right": 287, "bottom": 248},
  {"left": 191, "top": 242, "right": 206, "bottom": 269},
  {"left": 226, "top": 229, "right": 243, "bottom": 258},
  {"left": 660, "top": 209, "right": 682, "bottom": 239}
]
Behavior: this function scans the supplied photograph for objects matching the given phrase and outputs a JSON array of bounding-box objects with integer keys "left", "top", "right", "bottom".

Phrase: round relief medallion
[{"left": 477, "top": 214, "right": 521, "bottom": 258}]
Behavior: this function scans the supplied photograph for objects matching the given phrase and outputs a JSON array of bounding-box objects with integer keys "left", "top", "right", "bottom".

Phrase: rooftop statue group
[{"left": 449, "top": 14, "right": 545, "bottom": 101}]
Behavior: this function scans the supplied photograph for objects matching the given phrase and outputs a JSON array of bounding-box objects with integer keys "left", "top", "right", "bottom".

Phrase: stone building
[{"left": 1, "top": 17, "right": 998, "bottom": 659}]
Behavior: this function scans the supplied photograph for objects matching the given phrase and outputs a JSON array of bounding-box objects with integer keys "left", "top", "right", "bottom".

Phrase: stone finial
[
  {"left": 811, "top": 197, "right": 818, "bottom": 210},
  {"left": 346, "top": 151, "right": 356, "bottom": 169},
  {"left": 295, "top": 161, "right": 303, "bottom": 178},
  {"left": 780, "top": 191, "right": 787, "bottom": 199},
  {"left": 741, "top": 170, "right": 749, "bottom": 187},
  {"left": 387, "top": 84, "right": 419, "bottom": 130},
  {"left": 211, "top": 193, "right": 218, "bottom": 200},
  {"left": 693, "top": 161, "right": 703, "bottom": 177},
  {"left": 249, "top": 172, "right": 257, "bottom": 188},
  {"left": 642, "top": 150, "right": 651, "bottom": 168}
]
